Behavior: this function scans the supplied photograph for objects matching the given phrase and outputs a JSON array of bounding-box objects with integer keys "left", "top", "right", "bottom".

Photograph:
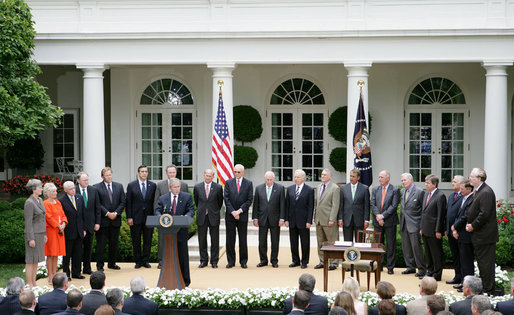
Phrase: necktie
[
  {"left": 473, "top": 189, "right": 477, "bottom": 197},
  {"left": 82, "top": 188, "right": 88, "bottom": 208},
  {"left": 172, "top": 195, "right": 177, "bottom": 215},
  {"left": 267, "top": 186, "right": 271, "bottom": 201},
  {"left": 70, "top": 196, "right": 77, "bottom": 210},
  {"left": 141, "top": 182, "right": 146, "bottom": 199},
  {"left": 295, "top": 186, "right": 300, "bottom": 200},
  {"left": 320, "top": 184, "right": 326, "bottom": 198},
  {"left": 380, "top": 186, "right": 386, "bottom": 211},
  {"left": 425, "top": 192, "right": 432, "bottom": 206},
  {"left": 351, "top": 185, "right": 356, "bottom": 200},
  {"left": 107, "top": 184, "right": 113, "bottom": 202},
  {"left": 205, "top": 184, "right": 210, "bottom": 199},
  {"left": 454, "top": 193, "right": 458, "bottom": 201},
  {"left": 237, "top": 180, "right": 241, "bottom": 193},
  {"left": 405, "top": 189, "right": 409, "bottom": 201}
]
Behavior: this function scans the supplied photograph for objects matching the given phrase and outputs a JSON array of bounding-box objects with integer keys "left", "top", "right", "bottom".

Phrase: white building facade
[{"left": 23, "top": 0, "right": 514, "bottom": 198}]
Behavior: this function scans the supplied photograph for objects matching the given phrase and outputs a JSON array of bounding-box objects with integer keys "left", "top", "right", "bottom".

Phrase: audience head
[
  {"left": 292, "top": 289, "right": 311, "bottom": 311},
  {"left": 436, "top": 311, "right": 454, "bottom": 315},
  {"left": 298, "top": 273, "right": 316, "bottom": 292},
  {"left": 420, "top": 276, "right": 437, "bottom": 296},
  {"left": 90, "top": 271, "right": 106, "bottom": 290},
  {"left": 6, "top": 277, "right": 25, "bottom": 295},
  {"left": 333, "top": 291, "right": 356, "bottom": 315},
  {"left": 130, "top": 276, "right": 146, "bottom": 295},
  {"left": 378, "top": 299, "right": 396, "bottom": 315},
  {"left": 471, "top": 295, "right": 491, "bottom": 315},
  {"left": 18, "top": 289, "right": 36, "bottom": 310},
  {"left": 94, "top": 304, "right": 115, "bottom": 315},
  {"left": 342, "top": 277, "right": 361, "bottom": 300},
  {"left": 53, "top": 272, "right": 69, "bottom": 290},
  {"left": 376, "top": 281, "right": 396, "bottom": 300},
  {"left": 426, "top": 295, "right": 445, "bottom": 315},
  {"left": 329, "top": 306, "right": 348, "bottom": 315},
  {"left": 106, "top": 288, "right": 124, "bottom": 310},
  {"left": 463, "top": 276, "right": 482, "bottom": 296},
  {"left": 66, "top": 288, "right": 83, "bottom": 310}
]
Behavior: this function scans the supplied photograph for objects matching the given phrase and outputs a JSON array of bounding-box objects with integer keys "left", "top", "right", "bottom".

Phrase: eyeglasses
[{"left": 234, "top": 171, "right": 242, "bottom": 173}]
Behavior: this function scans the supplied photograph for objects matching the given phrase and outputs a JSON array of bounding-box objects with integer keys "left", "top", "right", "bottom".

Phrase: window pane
[
  {"left": 313, "top": 127, "right": 323, "bottom": 140},
  {"left": 410, "top": 113, "right": 420, "bottom": 126},
  {"left": 142, "top": 113, "right": 151, "bottom": 125},
  {"left": 272, "top": 127, "right": 281, "bottom": 140},
  {"left": 272, "top": 113, "right": 281, "bottom": 125},
  {"left": 453, "top": 156, "right": 463, "bottom": 168},
  {"left": 183, "top": 127, "right": 192, "bottom": 139},
  {"left": 142, "top": 127, "right": 151, "bottom": 139},
  {"left": 421, "top": 113, "right": 431, "bottom": 126},
  {"left": 441, "top": 169, "right": 452, "bottom": 182},
  {"left": 183, "top": 114, "right": 193, "bottom": 125},
  {"left": 421, "top": 142, "right": 431, "bottom": 154},
  {"left": 172, "top": 127, "right": 181, "bottom": 138},
  {"left": 314, "top": 114, "right": 323, "bottom": 125},
  {"left": 453, "top": 127, "right": 464, "bottom": 140},
  {"left": 421, "top": 155, "right": 431, "bottom": 168},
  {"left": 420, "top": 127, "right": 431, "bottom": 140},
  {"left": 303, "top": 114, "right": 312, "bottom": 126},
  {"left": 441, "top": 155, "right": 452, "bottom": 168},
  {"left": 409, "top": 155, "right": 419, "bottom": 168},
  {"left": 283, "top": 114, "right": 293, "bottom": 125},
  {"left": 283, "top": 141, "right": 293, "bottom": 153},
  {"left": 410, "top": 142, "right": 420, "bottom": 154},
  {"left": 302, "top": 142, "right": 312, "bottom": 154},
  {"left": 303, "top": 128, "right": 312, "bottom": 140},
  {"left": 314, "top": 141, "right": 323, "bottom": 154},
  {"left": 314, "top": 155, "right": 323, "bottom": 167},
  {"left": 283, "top": 127, "right": 293, "bottom": 140},
  {"left": 410, "top": 128, "right": 420, "bottom": 140},
  {"left": 142, "top": 141, "right": 151, "bottom": 153},
  {"left": 172, "top": 113, "right": 181, "bottom": 125},
  {"left": 302, "top": 155, "right": 312, "bottom": 167}
]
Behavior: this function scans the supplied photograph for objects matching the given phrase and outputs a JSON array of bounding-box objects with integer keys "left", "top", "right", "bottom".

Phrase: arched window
[
  {"left": 140, "top": 78, "right": 194, "bottom": 105},
  {"left": 270, "top": 78, "right": 325, "bottom": 105},
  {"left": 408, "top": 77, "right": 465, "bottom": 105}
]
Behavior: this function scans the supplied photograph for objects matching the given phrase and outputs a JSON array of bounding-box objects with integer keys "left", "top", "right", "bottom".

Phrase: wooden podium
[{"left": 146, "top": 215, "right": 193, "bottom": 290}]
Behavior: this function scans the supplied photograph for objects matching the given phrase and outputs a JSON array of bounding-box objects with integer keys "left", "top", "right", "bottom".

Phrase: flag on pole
[
  {"left": 353, "top": 86, "right": 373, "bottom": 186},
  {"left": 212, "top": 85, "right": 234, "bottom": 185}
]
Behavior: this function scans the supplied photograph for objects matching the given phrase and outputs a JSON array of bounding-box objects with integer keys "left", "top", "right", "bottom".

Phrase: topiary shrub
[
  {"left": 329, "top": 147, "right": 346, "bottom": 173},
  {"left": 328, "top": 106, "right": 347, "bottom": 143},
  {"left": 11, "top": 197, "right": 27, "bottom": 210},
  {"left": 0, "top": 209, "right": 25, "bottom": 263},
  {"left": 234, "top": 145, "right": 258, "bottom": 169},
  {"left": 6, "top": 136, "right": 45, "bottom": 171},
  {"left": 496, "top": 222, "right": 514, "bottom": 266},
  {"left": 233, "top": 105, "right": 263, "bottom": 144}
]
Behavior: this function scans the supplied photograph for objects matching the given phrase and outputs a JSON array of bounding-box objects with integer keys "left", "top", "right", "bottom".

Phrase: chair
[
  {"left": 342, "top": 230, "right": 382, "bottom": 291},
  {"left": 55, "top": 157, "right": 74, "bottom": 180}
]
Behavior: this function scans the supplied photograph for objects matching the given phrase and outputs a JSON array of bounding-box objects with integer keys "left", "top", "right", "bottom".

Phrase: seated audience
[
  {"left": 342, "top": 277, "right": 367, "bottom": 315},
  {"left": 378, "top": 300, "right": 396, "bottom": 315},
  {"left": 481, "top": 311, "right": 501, "bottom": 315},
  {"left": 289, "top": 290, "right": 311, "bottom": 314},
  {"left": 427, "top": 295, "right": 446, "bottom": 315},
  {"left": 283, "top": 274, "right": 329, "bottom": 315},
  {"left": 54, "top": 289, "right": 84, "bottom": 315},
  {"left": 94, "top": 305, "right": 115, "bottom": 315},
  {"left": 122, "top": 276, "right": 159, "bottom": 315},
  {"left": 0, "top": 277, "right": 25, "bottom": 315},
  {"left": 333, "top": 291, "right": 356, "bottom": 315},
  {"left": 436, "top": 312, "right": 454, "bottom": 315},
  {"left": 406, "top": 277, "right": 448, "bottom": 314},
  {"left": 471, "top": 296, "right": 492, "bottom": 315},
  {"left": 495, "top": 277, "right": 514, "bottom": 314},
  {"left": 449, "top": 276, "right": 482, "bottom": 315},
  {"left": 330, "top": 307, "right": 349, "bottom": 315},
  {"left": 369, "top": 281, "right": 406, "bottom": 315},
  {"left": 106, "top": 288, "right": 129, "bottom": 315},
  {"left": 36, "top": 273, "right": 68, "bottom": 315},
  {"left": 81, "top": 271, "right": 108, "bottom": 315},
  {"left": 14, "top": 289, "right": 37, "bottom": 315}
]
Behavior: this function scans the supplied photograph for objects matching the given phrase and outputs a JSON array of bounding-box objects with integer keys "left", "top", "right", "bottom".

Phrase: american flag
[{"left": 211, "top": 86, "right": 234, "bottom": 185}]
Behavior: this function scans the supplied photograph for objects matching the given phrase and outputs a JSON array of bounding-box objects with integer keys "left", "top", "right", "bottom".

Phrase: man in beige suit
[{"left": 313, "top": 169, "right": 341, "bottom": 270}]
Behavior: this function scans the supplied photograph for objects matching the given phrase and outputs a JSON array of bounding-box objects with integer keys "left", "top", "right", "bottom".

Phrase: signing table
[{"left": 320, "top": 241, "right": 385, "bottom": 291}]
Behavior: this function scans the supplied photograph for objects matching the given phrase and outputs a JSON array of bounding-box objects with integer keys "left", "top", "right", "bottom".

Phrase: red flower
[
  {"left": 497, "top": 219, "right": 501, "bottom": 224},
  {"left": 497, "top": 203, "right": 501, "bottom": 208},
  {"left": 502, "top": 217, "right": 509, "bottom": 223}
]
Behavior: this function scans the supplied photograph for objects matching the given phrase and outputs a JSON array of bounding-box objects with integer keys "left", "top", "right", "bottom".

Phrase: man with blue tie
[
  {"left": 155, "top": 178, "right": 195, "bottom": 286},
  {"left": 126, "top": 165, "right": 157, "bottom": 269},
  {"left": 445, "top": 175, "right": 464, "bottom": 286}
]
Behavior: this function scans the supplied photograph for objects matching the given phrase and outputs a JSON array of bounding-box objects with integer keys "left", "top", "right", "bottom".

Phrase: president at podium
[{"left": 155, "top": 178, "right": 194, "bottom": 286}]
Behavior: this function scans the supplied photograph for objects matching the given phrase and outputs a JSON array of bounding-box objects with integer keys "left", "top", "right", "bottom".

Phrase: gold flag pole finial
[
  {"left": 217, "top": 80, "right": 224, "bottom": 87},
  {"left": 357, "top": 80, "right": 365, "bottom": 87}
]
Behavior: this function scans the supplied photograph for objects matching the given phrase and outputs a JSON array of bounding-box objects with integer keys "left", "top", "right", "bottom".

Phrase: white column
[
  {"left": 482, "top": 61, "right": 512, "bottom": 199},
  {"left": 344, "top": 62, "right": 372, "bottom": 183},
  {"left": 77, "top": 64, "right": 107, "bottom": 185},
  {"left": 207, "top": 63, "right": 236, "bottom": 155}
]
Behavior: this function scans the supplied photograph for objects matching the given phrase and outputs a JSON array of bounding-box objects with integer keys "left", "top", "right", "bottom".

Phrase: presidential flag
[
  {"left": 211, "top": 86, "right": 234, "bottom": 185},
  {"left": 353, "top": 89, "right": 373, "bottom": 186}
]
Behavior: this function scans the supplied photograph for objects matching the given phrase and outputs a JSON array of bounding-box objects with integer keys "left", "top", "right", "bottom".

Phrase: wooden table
[{"left": 320, "top": 241, "right": 385, "bottom": 291}]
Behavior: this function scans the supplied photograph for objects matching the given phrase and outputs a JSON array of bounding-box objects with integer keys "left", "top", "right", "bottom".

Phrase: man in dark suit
[
  {"left": 53, "top": 289, "right": 84, "bottom": 315},
  {"left": 122, "top": 276, "right": 159, "bottom": 315},
  {"left": 451, "top": 179, "right": 475, "bottom": 292},
  {"left": 446, "top": 175, "right": 464, "bottom": 286},
  {"left": 495, "top": 277, "right": 514, "bottom": 314},
  {"left": 194, "top": 168, "right": 224, "bottom": 268},
  {"left": 285, "top": 169, "right": 314, "bottom": 269},
  {"left": 14, "top": 289, "right": 37, "bottom": 315},
  {"left": 94, "top": 167, "right": 126, "bottom": 271},
  {"left": 282, "top": 273, "right": 329, "bottom": 315},
  {"left": 153, "top": 164, "right": 189, "bottom": 268},
  {"left": 338, "top": 168, "right": 370, "bottom": 242},
  {"left": 449, "top": 276, "right": 483, "bottom": 315},
  {"left": 421, "top": 174, "right": 447, "bottom": 281},
  {"left": 223, "top": 163, "right": 253, "bottom": 269},
  {"left": 36, "top": 273, "right": 68, "bottom": 315},
  {"left": 0, "top": 277, "right": 24, "bottom": 315},
  {"left": 80, "top": 271, "right": 107, "bottom": 315},
  {"left": 371, "top": 170, "right": 400, "bottom": 274},
  {"left": 106, "top": 289, "right": 129, "bottom": 315},
  {"left": 287, "top": 290, "right": 311, "bottom": 315},
  {"left": 155, "top": 178, "right": 195, "bottom": 286},
  {"left": 126, "top": 165, "right": 157, "bottom": 269},
  {"left": 466, "top": 167, "right": 498, "bottom": 295},
  {"left": 399, "top": 172, "right": 426, "bottom": 278},
  {"left": 59, "top": 181, "right": 87, "bottom": 280},
  {"left": 252, "top": 171, "right": 285, "bottom": 268},
  {"left": 76, "top": 171, "right": 101, "bottom": 275}
]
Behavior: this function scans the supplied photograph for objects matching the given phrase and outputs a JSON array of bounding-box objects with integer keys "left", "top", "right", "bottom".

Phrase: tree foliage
[{"left": 0, "top": 0, "right": 62, "bottom": 147}]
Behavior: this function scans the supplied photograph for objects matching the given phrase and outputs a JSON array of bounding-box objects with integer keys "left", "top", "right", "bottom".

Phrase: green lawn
[{"left": 0, "top": 264, "right": 25, "bottom": 287}]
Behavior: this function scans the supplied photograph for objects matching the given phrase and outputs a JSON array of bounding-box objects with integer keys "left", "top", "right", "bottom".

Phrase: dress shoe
[
  {"left": 157, "top": 263, "right": 161, "bottom": 269},
  {"left": 211, "top": 263, "right": 218, "bottom": 268},
  {"left": 108, "top": 264, "right": 121, "bottom": 270},
  {"left": 241, "top": 264, "right": 247, "bottom": 269},
  {"left": 402, "top": 269, "right": 416, "bottom": 275},
  {"left": 199, "top": 262, "right": 208, "bottom": 268},
  {"left": 272, "top": 263, "right": 278, "bottom": 268},
  {"left": 434, "top": 277, "right": 442, "bottom": 281},
  {"left": 289, "top": 263, "right": 300, "bottom": 268},
  {"left": 82, "top": 270, "right": 92, "bottom": 275},
  {"left": 257, "top": 262, "right": 268, "bottom": 267},
  {"left": 388, "top": 269, "right": 394, "bottom": 275},
  {"left": 143, "top": 263, "right": 151, "bottom": 268},
  {"left": 446, "top": 279, "right": 461, "bottom": 285},
  {"left": 72, "top": 275, "right": 85, "bottom": 279},
  {"left": 226, "top": 263, "right": 234, "bottom": 268},
  {"left": 457, "top": 288, "right": 463, "bottom": 292},
  {"left": 97, "top": 267, "right": 104, "bottom": 272},
  {"left": 415, "top": 271, "right": 425, "bottom": 278},
  {"left": 453, "top": 284, "right": 463, "bottom": 289},
  {"left": 313, "top": 263, "right": 324, "bottom": 269},
  {"left": 328, "top": 265, "right": 337, "bottom": 271},
  {"left": 301, "top": 264, "right": 307, "bottom": 269},
  {"left": 135, "top": 264, "right": 142, "bottom": 269},
  {"left": 67, "top": 277, "right": 72, "bottom": 281}
]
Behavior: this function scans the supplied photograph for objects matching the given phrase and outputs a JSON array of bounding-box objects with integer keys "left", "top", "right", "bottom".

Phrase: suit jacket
[
  {"left": 252, "top": 183, "right": 285, "bottom": 226},
  {"left": 287, "top": 310, "right": 304, "bottom": 315},
  {"left": 449, "top": 295, "right": 473, "bottom": 315},
  {"left": 0, "top": 294, "right": 21, "bottom": 315},
  {"left": 285, "top": 184, "right": 314, "bottom": 229},
  {"left": 467, "top": 182, "right": 498, "bottom": 245},
  {"left": 114, "top": 309, "right": 130, "bottom": 315},
  {"left": 80, "top": 290, "right": 107, "bottom": 315},
  {"left": 495, "top": 298, "right": 514, "bottom": 314},
  {"left": 122, "top": 294, "right": 159, "bottom": 315},
  {"left": 54, "top": 309, "right": 84, "bottom": 315},
  {"left": 338, "top": 182, "right": 370, "bottom": 227},
  {"left": 447, "top": 191, "right": 463, "bottom": 235},
  {"left": 155, "top": 192, "right": 194, "bottom": 241},
  {"left": 36, "top": 289, "right": 67, "bottom": 315},
  {"left": 58, "top": 194, "right": 86, "bottom": 240},
  {"left": 224, "top": 177, "right": 253, "bottom": 222},
  {"left": 368, "top": 303, "right": 406, "bottom": 315},
  {"left": 24, "top": 196, "right": 46, "bottom": 241},
  {"left": 154, "top": 179, "right": 188, "bottom": 208},
  {"left": 193, "top": 181, "right": 224, "bottom": 226},
  {"left": 94, "top": 181, "right": 126, "bottom": 228},
  {"left": 314, "top": 182, "right": 340, "bottom": 226},
  {"left": 406, "top": 295, "right": 448, "bottom": 314},
  {"left": 76, "top": 185, "right": 101, "bottom": 234},
  {"left": 453, "top": 195, "right": 473, "bottom": 244},
  {"left": 283, "top": 292, "right": 328, "bottom": 315},
  {"left": 421, "top": 189, "right": 447, "bottom": 237},
  {"left": 371, "top": 184, "right": 400, "bottom": 227},
  {"left": 400, "top": 185, "right": 425, "bottom": 233},
  {"left": 13, "top": 310, "right": 36, "bottom": 315},
  {"left": 126, "top": 180, "right": 157, "bottom": 225}
]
